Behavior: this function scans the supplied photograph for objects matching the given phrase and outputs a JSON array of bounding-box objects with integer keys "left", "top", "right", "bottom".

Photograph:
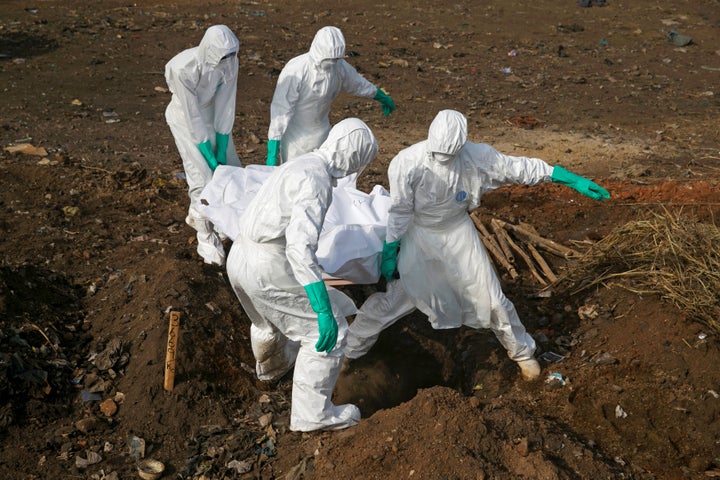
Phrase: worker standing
[
  {"left": 165, "top": 25, "right": 241, "bottom": 266},
  {"left": 266, "top": 26, "right": 394, "bottom": 165},
  {"left": 345, "top": 110, "right": 610, "bottom": 381},
  {"left": 228, "top": 118, "right": 379, "bottom": 431}
]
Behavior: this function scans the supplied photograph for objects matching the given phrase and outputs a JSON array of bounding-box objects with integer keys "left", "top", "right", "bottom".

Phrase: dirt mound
[{"left": 311, "top": 387, "right": 630, "bottom": 479}]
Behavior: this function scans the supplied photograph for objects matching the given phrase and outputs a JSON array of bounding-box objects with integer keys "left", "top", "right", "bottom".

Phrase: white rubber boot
[{"left": 517, "top": 358, "right": 541, "bottom": 381}]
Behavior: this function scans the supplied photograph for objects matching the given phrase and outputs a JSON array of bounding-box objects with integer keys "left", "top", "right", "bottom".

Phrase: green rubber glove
[
  {"left": 304, "top": 281, "right": 338, "bottom": 353},
  {"left": 215, "top": 133, "right": 230, "bottom": 166},
  {"left": 551, "top": 166, "right": 610, "bottom": 201},
  {"left": 266, "top": 139, "right": 281, "bottom": 166},
  {"left": 380, "top": 240, "right": 400, "bottom": 283},
  {"left": 197, "top": 141, "right": 218, "bottom": 171},
  {"left": 373, "top": 87, "right": 396, "bottom": 116}
]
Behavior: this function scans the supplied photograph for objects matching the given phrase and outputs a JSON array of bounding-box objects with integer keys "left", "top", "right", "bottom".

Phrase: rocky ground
[{"left": 1, "top": 0, "right": 720, "bottom": 479}]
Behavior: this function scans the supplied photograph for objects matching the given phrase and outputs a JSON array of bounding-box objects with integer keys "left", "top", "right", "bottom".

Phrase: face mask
[
  {"left": 431, "top": 152, "right": 454, "bottom": 163},
  {"left": 319, "top": 58, "right": 338, "bottom": 72}
]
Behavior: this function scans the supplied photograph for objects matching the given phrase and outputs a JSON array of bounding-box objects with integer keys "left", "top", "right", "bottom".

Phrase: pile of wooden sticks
[{"left": 470, "top": 212, "right": 581, "bottom": 286}]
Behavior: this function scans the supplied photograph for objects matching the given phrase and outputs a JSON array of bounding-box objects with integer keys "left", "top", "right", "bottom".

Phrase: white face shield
[{"left": 319, "top": 58, "right": 339, "bottom": 71}]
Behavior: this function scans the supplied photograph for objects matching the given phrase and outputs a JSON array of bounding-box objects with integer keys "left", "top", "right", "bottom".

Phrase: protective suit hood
[
  {"left": 198, "top": 25, "right": 240, "bottom": 67},
  {"left": 427, "top": 109, "right": 468, "bottom": 158},
  {"left": 319, "top": 118, "right": 378, "bottom": 178},
  {"left": 308, "top": 26, "right": 346, "bottom": 65}
]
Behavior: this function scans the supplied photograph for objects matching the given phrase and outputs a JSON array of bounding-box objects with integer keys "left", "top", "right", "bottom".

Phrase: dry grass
[{"left": 556, "top": 209, "right": 720, "bottom": 333}]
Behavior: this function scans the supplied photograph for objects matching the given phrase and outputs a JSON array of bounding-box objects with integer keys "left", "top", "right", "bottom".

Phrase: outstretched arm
[{"left": 551, "top": 166, "right": 610, "bottom": 201}]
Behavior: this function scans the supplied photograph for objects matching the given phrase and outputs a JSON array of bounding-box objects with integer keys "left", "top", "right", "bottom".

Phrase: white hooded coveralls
[
  {"left": 345, "top": 110, "right": 554, "bottom": 362},
  {"left": 267, "top": 26, "right": 378, "bottom": 163},
  {"left": 227, "top": 118, "right": 378, "bottom": 432},
  {"left": 165, "top": 25, "right": 241, "bottom": 264}
]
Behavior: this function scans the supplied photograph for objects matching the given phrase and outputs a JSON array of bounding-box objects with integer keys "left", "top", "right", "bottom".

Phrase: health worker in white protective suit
[
  {"left": 165, "top": 25, "right": 242, "bottom": 266},
  {"left": 344, "top": 110, "right": 610, "bottom": 381},
  {"left": 265, "top": 26, "right": 395, "bottom": 166},
  {"left": 227, "top": 118, "right": 379, "bottom": 431}
]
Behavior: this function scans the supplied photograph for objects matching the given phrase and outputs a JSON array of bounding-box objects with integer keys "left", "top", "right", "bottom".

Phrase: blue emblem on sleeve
[{"left": 455, "top": 191, "right": 468, "bottom": 202}]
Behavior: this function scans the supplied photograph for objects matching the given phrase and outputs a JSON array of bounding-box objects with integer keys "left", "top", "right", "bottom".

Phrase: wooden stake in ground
[{"left": 164, "top": 311, "right": 181, "bottom": 392}]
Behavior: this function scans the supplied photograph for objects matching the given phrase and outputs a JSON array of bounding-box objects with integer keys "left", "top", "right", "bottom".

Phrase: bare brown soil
[{"left": 1, "top": 1, "right": 720, "bottom": 479}]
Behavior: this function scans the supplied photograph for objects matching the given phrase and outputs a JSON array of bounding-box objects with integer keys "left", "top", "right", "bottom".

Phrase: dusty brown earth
[{"left": 1, "top": 0, "right": 720, "bottom": 479}]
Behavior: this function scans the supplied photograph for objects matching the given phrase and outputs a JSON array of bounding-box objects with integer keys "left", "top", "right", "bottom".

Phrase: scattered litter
[
  {"left": 81, "top": 390, "right": 102, "bottom": 402},
  {"left": 37, "top": 157, "right": 59, "bottom": 166},
  {"left": 103, "top": 111, "right": 120, "bottom": 123},
  {"left": 128, "top": 434, "right": 146, "bottom": 460},
  {"left": 62, "top": 206, "right": 80, "bottom": 217},
  {"left": 507, "top": 50, "right": 517, "bottom": 57},
  {"left": 666, "top": 30, "right": 692, "bottom": 47},
  {"left": 599, "top": 38, "right": 608, "bottom": 47},
  {"left": 153, "top": 86, "right": 168, "bottom": 93},
  {"left": 255, "top": 435, "right": 276, "bottom": 457},
  {"left": 93, "top": 337, "right": 126, "bottom": 371},
  {"left": 258, "top": 412, "right": 273, "bottom": 427},
  {"left": 75, "top": 451, "right": 102, "bottom": 469},
  {"left": 71, "top": 99, "right": 83, "bottom": 106},
  {"left": 708, "top": 390, "right": 719, "bottom": 399},
  {"left": 137, "top": 458, "right": 165, "bottom": 480},
  {"left": 501, "top": 67, "right": 512, "bottom": 74},
  {"left": 5, "top": 143, "right": 48, "bottom": 156},
  {"left": 239, "top": 8, "right": 266, "bottom": 17},
  {"left": 578, "top": 304, "right": 599, "bottom": 321},
  {"left": 227, "top": 459, "right": 253, "bottom": 474},
  {"left": 284, "top": 457, "right": 309, "bottom": 480},
  {"left": 205, "top": 302, "right": 221, "bottom": 314},
  {"left": 592, "top": 351, "right": 618, "bottom": 366},
  {"left": 545, "top": 372, "right": 567, "bottom": 386},
  {"left": 506, "top": 116, "right": 543, "bottom": 129},
  {"left": 539, "top": 351, "right": 565, "bottom": 363},
  {"left": 615, "top": 404, "right": 628, "bottom": 418}
]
